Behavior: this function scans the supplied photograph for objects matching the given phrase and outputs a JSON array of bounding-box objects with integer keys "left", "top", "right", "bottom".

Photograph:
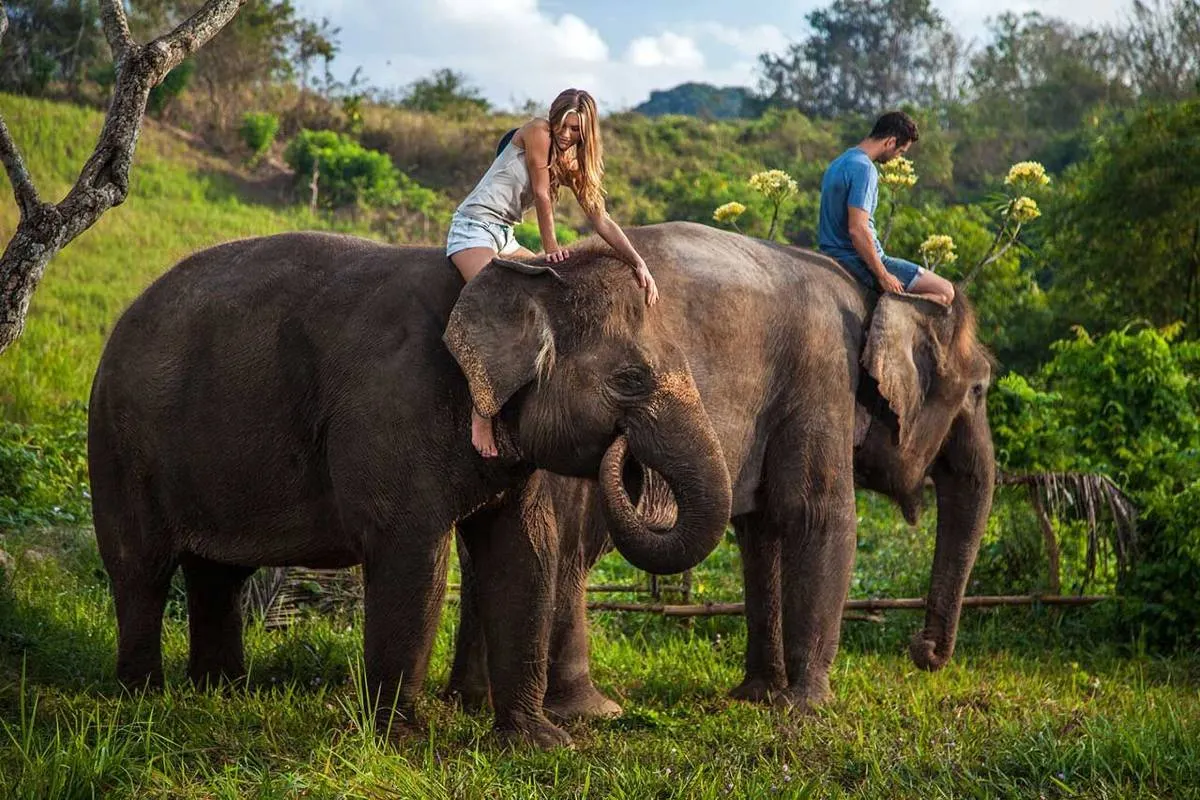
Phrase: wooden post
[{"left": 1029, "top": 486, "right": 1062, "bottom": 595}]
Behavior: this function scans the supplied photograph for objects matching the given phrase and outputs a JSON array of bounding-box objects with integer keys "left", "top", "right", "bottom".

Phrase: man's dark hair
[{"left": 868, "top": 111, "right": 919, "bottom": 146}]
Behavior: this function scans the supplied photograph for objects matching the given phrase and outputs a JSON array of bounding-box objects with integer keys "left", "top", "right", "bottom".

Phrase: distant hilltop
[{"left": 632, "top": 82, "right": 754, "bottom": 119}]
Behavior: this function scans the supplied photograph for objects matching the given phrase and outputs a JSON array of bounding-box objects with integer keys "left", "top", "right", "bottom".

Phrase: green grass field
[
  {"left": 2, "top": 526, "right": 1198, "bottom": 799},
  {"left": 2, "top": 94, "right": 1198, "bottom": 798}
]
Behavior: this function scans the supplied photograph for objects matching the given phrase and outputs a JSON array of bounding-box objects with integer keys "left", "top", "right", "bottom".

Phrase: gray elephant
[
  {"left": 86, "top": 231, "right": 732, "bottom": 748},
  {"left": 449, "top": 221, "right": 995, "bottom": 717}
]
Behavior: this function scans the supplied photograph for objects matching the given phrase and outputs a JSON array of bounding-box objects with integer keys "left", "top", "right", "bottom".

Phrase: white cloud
[
  {"left": 690, "top": 22, "right": 790, "bottom": 57},
  {"left": 626, "top": 32, "right": 705, "bottom": 69}
]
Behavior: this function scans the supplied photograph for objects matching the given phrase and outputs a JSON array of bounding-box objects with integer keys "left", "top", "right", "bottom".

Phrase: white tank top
[{"left": 456, "top": 141, "right": 536, "bottom": 227}]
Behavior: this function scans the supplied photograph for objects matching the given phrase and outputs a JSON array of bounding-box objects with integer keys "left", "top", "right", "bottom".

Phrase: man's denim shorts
[
  {"left": 446, "top": 212, "right": 521, "bottom": 257},
  {"left": 836, "top": 253, "right": 925, "bottom": 291}
]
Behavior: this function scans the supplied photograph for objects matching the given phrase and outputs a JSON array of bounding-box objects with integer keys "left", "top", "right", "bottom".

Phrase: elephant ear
[
  {"left": 443, "top": 262, "right": 557, "bottom": 418},
  {"left": 861, "top": 294, "right": 954, "bottom": 452}
]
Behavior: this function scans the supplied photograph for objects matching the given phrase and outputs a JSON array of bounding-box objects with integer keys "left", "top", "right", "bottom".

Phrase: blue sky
[{"left": 290, "top": 0, "right": 1130, "bottom": 112}]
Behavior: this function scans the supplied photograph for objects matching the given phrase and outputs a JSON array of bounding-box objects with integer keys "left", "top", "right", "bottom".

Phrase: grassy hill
[{"left": 0, "top": 94, "right": 404, "bottom": 422}]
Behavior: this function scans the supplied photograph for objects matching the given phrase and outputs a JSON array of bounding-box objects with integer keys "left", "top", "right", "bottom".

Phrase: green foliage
[
  {"left": 0, "top": 403, "right": 89, "bottom": 529},
  {"left": 0, "top": 0, "right": 107, "bottom": 96},
  {"left": 284, "top": 129, "right": 404, "bottom": 208},
  {"left": 513, "top": 221, "right": 578, "bottom": 252},
  {"left": 989, "top": 325, "right": 1200, "bottom": 646},
  {"left": 1119, "top": 480, "right": 1200, "bottom": 649},
  {"left": 146, "top": 59, "right": 194, "bottom": 118},
  {"left": 239, "top": 110, "right": 280, "bottom": 164},
  {"left": 1042, "top": 100, "right": 1200, "bottom": 334}
]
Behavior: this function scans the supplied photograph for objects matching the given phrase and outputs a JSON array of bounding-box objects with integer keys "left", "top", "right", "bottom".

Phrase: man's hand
[
  {"left": 634, "top": 261, "right": 659, "bottom": 306},
  {"left": 875, "top": 271, "right": 905, "bottom": 295}
]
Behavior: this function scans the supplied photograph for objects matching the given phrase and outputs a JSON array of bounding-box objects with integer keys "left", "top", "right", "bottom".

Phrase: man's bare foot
[{"left": 471, "top": 410, "right": 498, "bottom": 458}]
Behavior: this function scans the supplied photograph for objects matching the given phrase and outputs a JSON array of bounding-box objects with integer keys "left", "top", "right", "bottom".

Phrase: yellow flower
[
  {"left": 713, "top": 201, "right": 747, "bottom": 225},
  {"left": 748, "top": 169, "right": 797, "bottom": 201},
  {"left": 919, "top": 234, "right": 958, "bottom": 269},
  {"left": 1005, "top": 196, "right": 1041, "bottom": 224},
  {"left": 879, "top": 155, "right": 918, "bottom": 189},
  {"left": 1004, "top": 161, "right": 1050, "bottom": 190}
]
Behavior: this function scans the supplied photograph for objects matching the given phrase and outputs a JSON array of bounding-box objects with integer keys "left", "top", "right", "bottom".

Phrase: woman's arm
[
  {"left": 590, "top": 210, "right": 659, "bottom": 306},
  {"left": 520, "top": 121, "right": 568, "bottom": 263}
]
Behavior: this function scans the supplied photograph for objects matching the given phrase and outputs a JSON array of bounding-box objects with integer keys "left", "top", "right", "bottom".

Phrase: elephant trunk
[
  {"left": 599, "top": 387, "right": 731, "bottom": 575},
  {"left": 910, "top": 416, "right": 995, "bottom": 671}
]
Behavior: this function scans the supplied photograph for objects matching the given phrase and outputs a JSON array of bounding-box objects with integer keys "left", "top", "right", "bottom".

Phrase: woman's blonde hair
[{"left": 547, "top": 89, "right": 605, "bottom": 216}]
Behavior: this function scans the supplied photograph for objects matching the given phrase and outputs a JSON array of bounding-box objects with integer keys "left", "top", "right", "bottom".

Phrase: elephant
[
  {"left": 448, "top": 220, "right": 996, "bottom": 718},
  {"left": 86, "top": 230, "right": 732, "bottom": 748}
]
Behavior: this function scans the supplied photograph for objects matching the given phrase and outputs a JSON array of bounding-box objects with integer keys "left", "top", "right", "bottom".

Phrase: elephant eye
[
  {"left": 609, "top": 365, "right": 654, "bottom": 398},
  {"left": 971, "top": 383, "right": 986, "bottom": 400}
]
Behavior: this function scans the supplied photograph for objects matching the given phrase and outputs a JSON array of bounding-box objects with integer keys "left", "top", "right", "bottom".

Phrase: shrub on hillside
[
  {"left": 240, "top": 111, "right": 280, "bottom": 166},
  {"left": 148, "top": 59, "right": 195, "bottom": 118},
  {"left": 284, "top": 129, "right": 403, "bottom": 208},
  {"left": 513, "top": 221, "right": 578, "bottom": 252}
]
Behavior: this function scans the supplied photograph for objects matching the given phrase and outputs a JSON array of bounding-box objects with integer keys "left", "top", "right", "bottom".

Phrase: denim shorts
[
  {"left": 446, "top": 212, "right": 521, "bottom": 257},
  {"left": 836, "top": 253, "right": 925, "bottom": 291}
]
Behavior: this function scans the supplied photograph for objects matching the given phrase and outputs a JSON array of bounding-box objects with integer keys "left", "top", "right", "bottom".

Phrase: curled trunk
[{"left": 598, "top": 393, "right": 731, "bottom": 575}]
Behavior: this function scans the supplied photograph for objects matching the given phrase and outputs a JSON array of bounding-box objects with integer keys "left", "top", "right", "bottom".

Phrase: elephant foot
[
  {"left": 544, "top": 684, "right": 623, "bottom": 722},
  {"left": 771, "top": 682, "right": 832, "bottom": 714},
  {"left": 495, "top": 711, "right": 574, "bottom": 750},
  {"left": 728, "top": 676, "right": 786, "bottom": 705},
  {"left": 442, "top": 683, "right": 492, "bottom": 714}
]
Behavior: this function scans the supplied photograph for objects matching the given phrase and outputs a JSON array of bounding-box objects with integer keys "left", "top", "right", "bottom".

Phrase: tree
[
  {"left": 756, "top": 0, "right": 951, "bottom": 117},
  {"left": 0, "top": 0, "right": 108, "bottom": 97},
  {"left": 1116, "top": 0, "right": 1200, "bottom": 101},
  {"left": 0, "top": 0, "right": 246, "bottom": 356},
  {"left": 1042, "top": 100, "right": 1200, "bottom": 335},
  {"left": 401, "top": 68, "right": 489, "bottom": 116}
]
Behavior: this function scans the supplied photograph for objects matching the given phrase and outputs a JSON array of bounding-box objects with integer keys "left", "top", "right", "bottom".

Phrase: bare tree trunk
[
  {"left": 0, "top": 0, "right": 247, "bottom": 357},
  {"left": 1029, "top": 486, "right": 1061, "bottom": 595}
]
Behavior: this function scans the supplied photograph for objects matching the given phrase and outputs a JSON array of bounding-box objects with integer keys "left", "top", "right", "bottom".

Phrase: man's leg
[{"left": 883, "top": 256, "right": 955, "bottom": 306}]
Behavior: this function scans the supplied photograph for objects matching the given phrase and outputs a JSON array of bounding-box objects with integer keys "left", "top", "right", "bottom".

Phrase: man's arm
[{"left": 848, "top": 207, "right": 904, "bottom": 294}]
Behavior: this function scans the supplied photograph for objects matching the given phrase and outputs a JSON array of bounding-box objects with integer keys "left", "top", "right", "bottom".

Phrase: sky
[{"left": 289, "top": 0, "right": 1132, "bottom": 112}]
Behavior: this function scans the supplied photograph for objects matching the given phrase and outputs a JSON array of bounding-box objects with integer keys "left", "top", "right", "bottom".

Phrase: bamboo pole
[{"left": 586, "top": 595, "right": 1110, "bottom": 617}]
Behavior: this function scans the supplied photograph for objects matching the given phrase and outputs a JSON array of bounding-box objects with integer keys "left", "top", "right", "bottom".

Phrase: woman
[{"left": 447, "top": 88, "right": 659, "bottom": 458}]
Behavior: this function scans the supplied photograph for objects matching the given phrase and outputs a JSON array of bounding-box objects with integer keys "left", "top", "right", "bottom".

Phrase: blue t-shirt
[{"left": 818, "top": 147, "right": 882, "bottom": 262}]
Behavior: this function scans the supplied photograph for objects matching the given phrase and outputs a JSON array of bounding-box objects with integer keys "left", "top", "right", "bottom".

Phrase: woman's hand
[
  {"left": 545, "top": 248, "right": 570, "bottom": 264},
  {"left": 634, "top": 261, "right": 659, "bottom": 307}
]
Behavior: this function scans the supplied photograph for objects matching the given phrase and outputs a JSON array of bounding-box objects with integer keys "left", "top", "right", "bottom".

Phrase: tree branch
[
  {"left": 147, "top": 0, "right": 247, "bottom": 80},
  {"left": 98, "top": 0, "right": 135, "bottom": 60},
  {"left": 0, "top": 0, "right": 246, "bottom": 356},
  {"left": 0, "top": 2, "right": 44, "bottom": 219}
]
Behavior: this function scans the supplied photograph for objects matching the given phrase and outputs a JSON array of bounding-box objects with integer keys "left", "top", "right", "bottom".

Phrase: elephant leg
[
  {"left": 96, "top": 506, "right": 175, "bottom": 690},
  {"left": 445, "top": 530, "right": 491, "bottom": 712},
  {"left": 459, "top": 475, "right": 571, "bottom": 748},
  {"left": 545, "top": 487, "right": 621, "bottom": 722},
  {"left": 181, "top": 555, "right": 256, "bottom": 689},
  {"left": 361, "top": 522, "right": 452, "bottom": 738},
  {"left": 729, "top": 512, "right": 786, "bottom": 703},
  {"left": 771, "top": 423, "right": 857, "bottom": 711}
]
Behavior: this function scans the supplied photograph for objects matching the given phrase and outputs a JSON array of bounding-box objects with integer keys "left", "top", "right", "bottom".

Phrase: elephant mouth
[{"left": 619, "top": 458, "right": 678, "bottom": 532}]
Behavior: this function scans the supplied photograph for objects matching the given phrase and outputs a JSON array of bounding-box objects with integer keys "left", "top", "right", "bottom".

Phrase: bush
[
  {"left": 0, "top": 403, "right": 90, "bottom": 530},
  {"left": 284, "top": 129, "right": 403, "bottom": 208},
  {"left": 513, "top": 221, "right": 579, "bottom": 252},
  {"left": 240, "top": 111, "right": 280, "bottom": 165}
]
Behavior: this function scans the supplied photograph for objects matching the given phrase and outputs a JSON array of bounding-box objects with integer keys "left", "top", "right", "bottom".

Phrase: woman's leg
[{"left": 450, "top": 247, "right": 501, "bottom": 457}]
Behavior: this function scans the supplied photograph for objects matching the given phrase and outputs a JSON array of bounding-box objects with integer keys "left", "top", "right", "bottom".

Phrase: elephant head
[
  {"left": 443, "top": 254, "right": 732, "bottom": 576},
  {"left": 855, "top": 293, "right": 995, "bottom": 672}
]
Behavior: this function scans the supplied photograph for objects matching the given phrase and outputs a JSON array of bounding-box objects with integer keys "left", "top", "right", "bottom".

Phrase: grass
[
  {"left": 1, "top": 526, "right": 1197, "bottom": 799},
  {"left": 0, "top": 93, "right": 397, "bottom": 423}
]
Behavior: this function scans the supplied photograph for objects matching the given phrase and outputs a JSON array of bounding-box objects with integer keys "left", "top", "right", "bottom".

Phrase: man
[{"left": 818, "top": 111, "right": 954, "bottom": 306}]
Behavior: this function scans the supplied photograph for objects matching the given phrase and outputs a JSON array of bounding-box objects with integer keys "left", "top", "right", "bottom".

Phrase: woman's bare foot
[{"left": 471, "top": 410, "right": 499, "bottom": 458}]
